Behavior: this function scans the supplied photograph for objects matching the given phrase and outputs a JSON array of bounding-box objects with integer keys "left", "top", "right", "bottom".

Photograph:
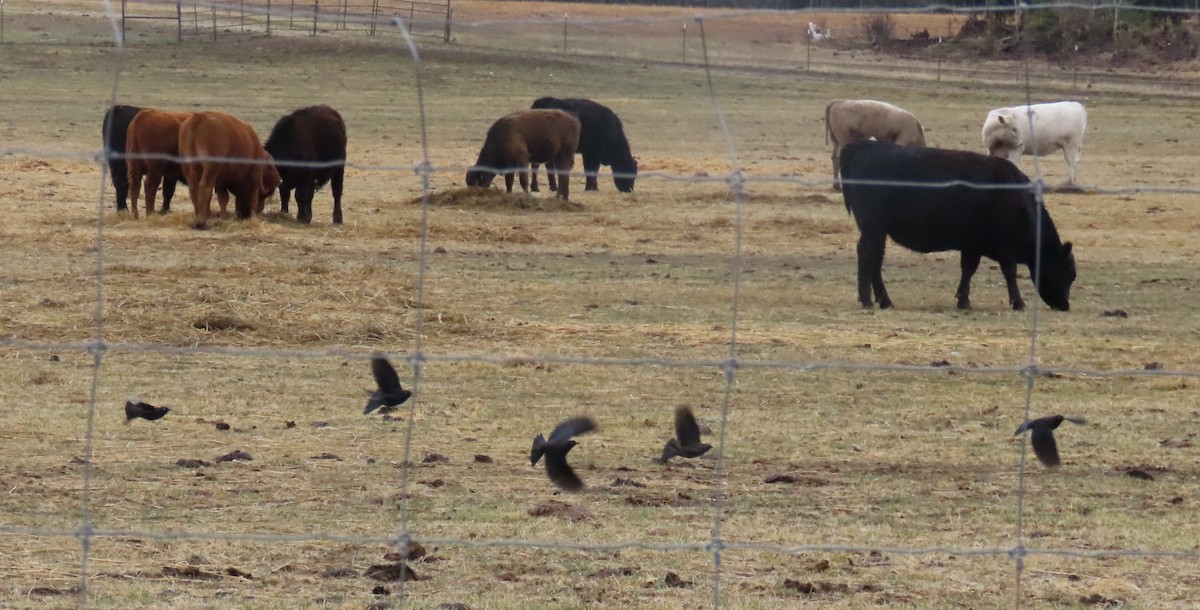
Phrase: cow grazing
[
  {"left": 840, "top": 140, "right": 1076, "bottom": 311},
  {"left": 982, "top": 101, "right": 1087, "bottom": 186},
  {"left": 264, "top": 105, "right": 347, "bottom": 225},
  {"left": 125, "top": 108, "right": 193, "bottom": 219},
  {"left": 529, "top": 97, "right": 638, "bottom": 193},
  {"left": 466, "top": 109, "right": 581, "bottom": 201},
  {"left": 102, "top": 105, "right": 147, "bottom": 213},
  {"left": 824, "top": 99, "right": 926, "bottom": 190},
  {"left": 178, "top": 111, "right": 281, "bottom": 230}
]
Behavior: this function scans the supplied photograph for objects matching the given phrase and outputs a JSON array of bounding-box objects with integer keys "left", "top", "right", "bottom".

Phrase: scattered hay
[
  {"left": 412, "top": 187, "right": 584, "bottom": 212},
  {"left": 191, "top": 315, "right": 256, "bottom": 332}
]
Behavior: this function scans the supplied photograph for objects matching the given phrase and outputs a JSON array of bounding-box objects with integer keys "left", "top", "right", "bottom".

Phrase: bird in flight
[
  {"left": 661, "top": 406, "right": 712, "bottom": 463},
  {"left": 125, "top": 399, "right": 170, "bottom": 423},
  {"left": 364, "top": 357, "right": 412, "bottom": 415},
  {"left": 531, "top": 416, "right": 597, "bottom": 492},
  {"left": 1014, "top": 414, "right": 1087, "bottom": 468}
]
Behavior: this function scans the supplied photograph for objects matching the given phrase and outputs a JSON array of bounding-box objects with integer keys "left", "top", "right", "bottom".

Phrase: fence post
[
  {"left": 177, "top": 1, "right": 182, "bottom": 43},
  {"left": 682, "top": 22, "right": 687, "bottom": 63},
  {"left": 370, "top": 0, "right": 378, "bottom": 36},
  {"left": 290, "top": 0, "right": 295, "bottom": 29},
  {"left": 312, "top": 0, "right": 318, "bottom": 36},
  {"left": 266, "top": 0, "right": 271, "bottom": 36},
  {"left": 2, "top": 0, "right": 7, "bottom": 44},
  {"left": 410, "top": 2, "right": 415, "bottom": 31},
  {"left": 806, "top": 30, "right": 811, "bottom": 70},
  {"left": 211, "top": 4, "right": 217, "bottom": 41},
  {"left": 121, "top": 0, "right": 127, "bottom": 43},
  {"left": 240, "top": 0, "right": 245, "bottom": 32},
  {"left": 562, "top": 13, "right": 567, "bottom": 55},
  {"left": 443, "top": 2, "right": 451, "bottom": 42}
]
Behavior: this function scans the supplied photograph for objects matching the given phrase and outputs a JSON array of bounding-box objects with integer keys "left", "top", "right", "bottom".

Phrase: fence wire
[{"left": 2, "top": 1, "right": 1199, "bottom": 608}]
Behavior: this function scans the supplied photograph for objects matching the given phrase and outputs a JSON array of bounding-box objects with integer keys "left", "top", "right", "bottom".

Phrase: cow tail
[{"left": 820, "top": 102, "right": 830, "bottom": 146}]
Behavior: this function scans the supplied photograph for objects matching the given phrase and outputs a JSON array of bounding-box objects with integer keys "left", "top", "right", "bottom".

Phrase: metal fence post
[
  {"left": 443, "top": 3, "right": 451, "bottom": 42},
  {"left": 266, "top": 0, "right": 272, "bottom": 36},
  {"left": 312, "top": 0, "right": 318, "bottom": 36},
  {"left": 211, "top": 3, "right": 217, "bottom": 41},
  {"left": 370, "top": 0, "right": 379, "bottom": 36},
  {"left": 3, "top": 0, "right": 8, "bottom": 44},
  {"left": 177, "top": 1, "right": 182, "bottom": 43},
  {"left": 121, "top": 0, "right": 127, "bottom": 43},
  {"left": 562, "top": 13, "right": 567, "bottom": 55}
]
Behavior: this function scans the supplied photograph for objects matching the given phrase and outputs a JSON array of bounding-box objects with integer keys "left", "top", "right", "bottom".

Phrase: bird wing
[
  {"left": 124, "top": 401, "right": 139, "bottom": 421},
  {"left": 674, "top": 406, "right": 702, "bottom": 446},
  {"left": 371, "top": 357, "right": 404, "bottom": 395},
  {"left": 530, "top": 433, "right": 546, "bottom": 466},
  {"left": 1030, "top": 426, "right": 1061, "bottom": 467},
  {"left": 1063, "top": 415, "right": 1088, "bottom": 425},
  {"left": 364, "top": 392, "right": 385, "bottom": 415},
  {"left": 548, "top": 416, "right": 596, "bottom": 444},
  {"left": 661, "top": 440, "right": 679, "bottom": 463},
  {"left": 545, "top": 449, "right": 585, "bottom": 492}
]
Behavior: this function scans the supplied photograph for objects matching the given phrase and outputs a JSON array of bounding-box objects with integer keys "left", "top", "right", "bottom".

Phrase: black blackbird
[
  {"left": 1014, "top": 414, "right": 1087, "bottom": 468},
  {"left": 125, "top": 400, "right": 169, "bottom": 423},
  {"left": 530, "top": 416, "right": 597, "bottom": 492},
  {"left": 364, "top": 357, "right": 412, "bottom": 415},
  {"left": 661, "top": 406, "right": 713, "bottom": 463}
]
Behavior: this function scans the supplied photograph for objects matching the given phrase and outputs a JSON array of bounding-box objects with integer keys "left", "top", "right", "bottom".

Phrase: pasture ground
[{"left": 3, "top": 2, "right": 1200, "bottom": 608}]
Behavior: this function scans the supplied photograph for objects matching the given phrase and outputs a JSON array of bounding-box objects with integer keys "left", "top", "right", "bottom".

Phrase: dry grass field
[{"left": 3, "top": 1, "right": 1200, "bottom": 608}]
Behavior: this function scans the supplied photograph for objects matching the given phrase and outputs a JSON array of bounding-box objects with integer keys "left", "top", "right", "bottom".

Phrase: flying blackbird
[
  {"left": 364, "top": 357, "right": 412, "bottom": 415},
  {"left": 661, "top": 406, "right": 713, "bottom": 463},
  {"left": 125, "top": 400, "right": 170, "bottom": 423},
  {"left": 530, "top": 416, "right": 596, "bottom": 492},
  {"left": 1014, "top": 414, "right": 1087, "bottom": 468}
]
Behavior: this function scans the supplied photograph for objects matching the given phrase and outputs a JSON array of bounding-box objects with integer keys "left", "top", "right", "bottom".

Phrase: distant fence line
[{"left": 119, "top": 0, "right": 452, "bottom": 42}]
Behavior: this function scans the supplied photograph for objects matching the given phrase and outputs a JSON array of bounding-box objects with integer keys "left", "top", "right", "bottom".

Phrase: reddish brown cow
[
  {"left": 125, "top": 109, "right": 193, "bottom": 218},
  {"left": 178, "top": 111, "right": 281, "bottom": 230},
  {"left": 466, "top": 109, "right": 581, "bottom": 201}
]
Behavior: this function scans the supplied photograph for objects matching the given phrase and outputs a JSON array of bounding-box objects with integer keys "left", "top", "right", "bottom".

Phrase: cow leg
[
  {"left": 280, "top": 185, "right": 292, "bottom": 214},
  {"left": 856, "top": 233, "right": 889, "bottom": 308},
  {"left": 956, "top": 252, "right": 982, "bottom": 310},
  {"left": 188, "top": 167, "right": 216, "bottom": 230},
  {"left": 1064, "top": 144, "right": 1080, "bottom": 185},
  {"left": 518, "top": 168, "right": 530, "bottom": 194},
  {"left": 331, "top": 167, "right": 344, "bottom": 225},
  {"left": 504, "top": 172, "right": 515, "bottom": 193},
  {"left": 111, "top": 161, "right": 129, "bottom": 212},
  {"left": 556, "top": 158, "right": 571, "bottom": 202},
  {"left": 546, "top": 164, "right": 558, "bottom": 193},
  {"left": 530, "top": 163, "right": 541, "bottom": 192},
  {"left": 143, "top": 168, "right": 162, "bottom": 217},
  {"left": 216, "top": 190, "right": 231, "bottom": 220},
  {"left": 582, "top": 154, "right": 600, "bottom": 191},
  {"left": 128, "top": 164, "right": 143, "bottom": 219},
  {"left": 297, "top": 180, "right": 315, "bottom": 224},
  {"left": 1000, "top": 260, "right": 1026, "bottom": 311},
  {"left": 161, "top": 177, "right": 177, "bottom": 214}
]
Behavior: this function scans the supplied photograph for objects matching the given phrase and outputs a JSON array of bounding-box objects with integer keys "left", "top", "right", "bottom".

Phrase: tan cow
[
  {"left": 466, "top": 109, "right": 581, "bottom": 201},
  {"left": 178, "top": 111, "right": 281, "bottom": 230},
  {"left": 825, "top": 99, "right": 926, "bottom": 190},
  {"left": 125, "top": 108, "right": 193, "bottom": 218}
]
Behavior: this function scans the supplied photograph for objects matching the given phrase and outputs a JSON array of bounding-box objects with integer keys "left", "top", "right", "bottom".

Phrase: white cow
[{"left": 981, "top": 101, "right": 1087, "bottom": 185}]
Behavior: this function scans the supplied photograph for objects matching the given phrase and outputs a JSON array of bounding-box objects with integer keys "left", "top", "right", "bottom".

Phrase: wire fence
[{"left": 2, "top": 0, "right": 1200, "bottom": 607}]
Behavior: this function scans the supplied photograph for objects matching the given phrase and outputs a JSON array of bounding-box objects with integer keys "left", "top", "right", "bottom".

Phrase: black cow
[
  {"left": 101, "top": 105, "right": 183, "bottom": 213},
  {"left": 264, "top": 105, "right": 347, "bottom": 224},
  {"left": 840, "top": 140, "right": 1076, "bottom": 311},
  {"left": 529, "top": 97, "right": 637, "bottom": 193}
]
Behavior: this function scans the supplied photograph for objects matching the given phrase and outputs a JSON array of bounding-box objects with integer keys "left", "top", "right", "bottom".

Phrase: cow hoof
[
  {"left": 192, "top": 223, "right": 208, "bottom": 231},
  {"left": 585, "top": 186, "right": 599, "bottom": 192},
  {"left": 1012, "top": 303, "right": 1026, "bottom": 311},
  {"left": 957, "top": 301, "right": 972, "bottom": 310},
  {"left": 878, "top": 301, "right": 894, "bottom": 310}
]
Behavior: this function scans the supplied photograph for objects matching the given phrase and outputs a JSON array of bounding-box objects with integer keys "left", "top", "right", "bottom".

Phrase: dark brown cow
[
  {"left": 178, "top": 111, "right": 281, "bottom": 230},
  {"left": 125, "top": 108, "right": 193, "bottom": 218},
  {"left": 465, "top": 109, "right": 580, "bottom": 201},
  {"left": 264, "top": 105, "right": 347, "bottom": 224}
]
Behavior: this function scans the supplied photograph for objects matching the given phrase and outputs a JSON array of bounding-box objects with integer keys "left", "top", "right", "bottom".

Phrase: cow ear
[
  {"left": 997, "top": 115, "right": 1006, "bottom": 124},
  {"left": 1062, "top": 242, "right": 1073, "bottom": 255}
]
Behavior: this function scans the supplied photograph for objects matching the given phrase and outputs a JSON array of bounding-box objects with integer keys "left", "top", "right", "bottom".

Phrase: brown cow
[
  {"left": 465, "top": 109, "right": 581, "bottom": 201},
  {"left": 825, "top": 99, "right": 926, "bottom": 191},
  {"left": 125, "top": 108, "right": 193, "bottom": 218},
  {"left": 178, "top": 111, "right": 281, "bottom": 230}
]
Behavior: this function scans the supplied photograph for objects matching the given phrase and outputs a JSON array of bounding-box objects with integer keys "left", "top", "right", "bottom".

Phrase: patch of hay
[
  {"left": 412, "top": 187, "right": 585, "bottom": 212},
  {"left": 190, "top": 315, "right": 256, "bottom": 332}
]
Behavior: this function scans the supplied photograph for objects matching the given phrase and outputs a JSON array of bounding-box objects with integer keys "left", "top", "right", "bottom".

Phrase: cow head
[
  {"left": 613, "top": 157, "right": 637, "bottom": 193},
  {"left": 259, "top": 154, "right": 282, "bottom": 208},
  {"left": 465, "top": 167, "right": 496, "bottom": 189},
  {"left": 1036, "top": 241, "right": 1076, "bottom": 311},
  {"left": 986, "top": 114, "right": 1023, "bottom": 159}
]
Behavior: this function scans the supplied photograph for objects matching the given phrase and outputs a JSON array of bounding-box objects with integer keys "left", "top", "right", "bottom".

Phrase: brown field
[{"left": 3, "top": 1, "right": 1200, "bottom": 608}]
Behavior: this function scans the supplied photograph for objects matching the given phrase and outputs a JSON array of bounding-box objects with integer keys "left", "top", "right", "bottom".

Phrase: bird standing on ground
[
  {"left": 364, "top": 357, "right": 412, "bottom": 415},
  {"left": 661, "top": 406, "right": 712, "bottom": 463},
  {"left": 125, "top": 399, "right": 170, "bottom": 423},
  {"left": 530, "top": 416, "right": 597, "bottom": 492},
  {"left": 1014, "top": 414, "right": 1087, "bottom": 468}
]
